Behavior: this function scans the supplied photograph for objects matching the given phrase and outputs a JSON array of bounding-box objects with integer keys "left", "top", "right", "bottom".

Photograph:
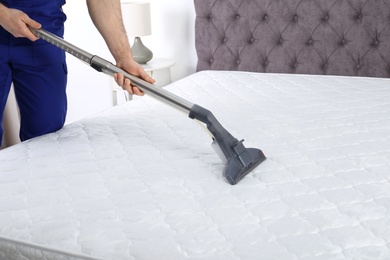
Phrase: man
[{"left": 0, "top": 0, "right": 154, "bottom": 145}]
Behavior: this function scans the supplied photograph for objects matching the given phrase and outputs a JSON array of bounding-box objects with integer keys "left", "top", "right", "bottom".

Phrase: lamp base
[{"left": 131, "top": 37, "right": 153, "bottom": 64}]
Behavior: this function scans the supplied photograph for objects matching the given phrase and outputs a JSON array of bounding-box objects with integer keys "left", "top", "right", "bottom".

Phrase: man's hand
[
  {"left": 0, "top": 4, "right": 41, "bottom": 41},
  {"left": 114, "top": 59, "right": 155, "bottom": 96}
]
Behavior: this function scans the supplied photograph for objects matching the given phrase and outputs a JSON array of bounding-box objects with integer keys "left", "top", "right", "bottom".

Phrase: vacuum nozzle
[{"left": 189, "top": 105, "right": 266, "bottom": 185}]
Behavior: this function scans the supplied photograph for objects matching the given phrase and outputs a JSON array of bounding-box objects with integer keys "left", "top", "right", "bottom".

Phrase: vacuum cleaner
[{"left": 30, "top": 28, "right": 266, "bottom": 185}]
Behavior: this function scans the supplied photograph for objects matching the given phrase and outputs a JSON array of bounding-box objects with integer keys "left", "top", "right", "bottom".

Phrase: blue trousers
[{"left": 0, "top": 0, "right": 67, "bottom": 143}]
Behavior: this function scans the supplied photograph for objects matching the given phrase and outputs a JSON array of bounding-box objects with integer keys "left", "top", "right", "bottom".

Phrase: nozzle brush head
[{"left": 223, "top": 148, "right": 266, "bottom": 185}]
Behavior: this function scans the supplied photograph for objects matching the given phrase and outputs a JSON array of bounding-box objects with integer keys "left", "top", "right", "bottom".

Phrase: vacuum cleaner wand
[{"left": 31, "top": 28, "right": 266, "bottom": 185}]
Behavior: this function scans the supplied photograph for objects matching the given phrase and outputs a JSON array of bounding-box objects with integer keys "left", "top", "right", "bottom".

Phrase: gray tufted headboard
[{"left": 194, "top": 0, "right": 390, "bottom": 77}]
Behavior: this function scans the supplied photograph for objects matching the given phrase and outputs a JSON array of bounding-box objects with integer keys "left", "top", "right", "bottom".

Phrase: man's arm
[
  {"left": 0, "top": 3, "right": 41, "bottom": 41},
  {"left": 86, "top": 0, "right": 155, "bottom": 95}
]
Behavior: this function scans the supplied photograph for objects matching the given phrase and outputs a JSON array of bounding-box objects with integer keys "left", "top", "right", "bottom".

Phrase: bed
[{"left": 1, "top": 0, "right": 390, "bottom": 259}]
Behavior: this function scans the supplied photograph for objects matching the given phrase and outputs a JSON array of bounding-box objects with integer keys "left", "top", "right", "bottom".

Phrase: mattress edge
[{"left": 0, "top": 236, "right": 101, "bottom": 260}]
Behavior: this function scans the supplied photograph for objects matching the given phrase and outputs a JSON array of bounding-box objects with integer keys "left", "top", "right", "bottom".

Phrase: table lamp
[{"left": 121, "top": 1, "right": 153, "bottom": 64}]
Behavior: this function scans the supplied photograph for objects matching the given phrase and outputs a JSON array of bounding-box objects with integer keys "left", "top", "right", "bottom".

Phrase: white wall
[
  {"left": 63, "top": 0, "right": 197, "bottom": 124},
  {"left": 146, "top": 0, "right": 197, "bottom": 80}
]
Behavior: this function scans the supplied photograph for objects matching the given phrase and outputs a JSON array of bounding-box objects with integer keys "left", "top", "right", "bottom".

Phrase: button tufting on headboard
[{"left": 194, "top": 0, "right": 390, "bottom": 77}]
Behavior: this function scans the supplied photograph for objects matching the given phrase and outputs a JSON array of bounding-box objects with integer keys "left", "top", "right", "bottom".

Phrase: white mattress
[{"left": 1, "top": 70, "right": 390, "bottom": 259}]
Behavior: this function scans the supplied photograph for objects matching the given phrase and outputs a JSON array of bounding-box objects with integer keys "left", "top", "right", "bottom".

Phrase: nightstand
[{"left": 112, "top": 58, "right": 175, "bottom": 105}]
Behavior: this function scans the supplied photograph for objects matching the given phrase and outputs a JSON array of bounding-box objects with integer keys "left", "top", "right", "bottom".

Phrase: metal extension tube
[{"left": 31, "top": 28, "right": 193, "bottom": 114}]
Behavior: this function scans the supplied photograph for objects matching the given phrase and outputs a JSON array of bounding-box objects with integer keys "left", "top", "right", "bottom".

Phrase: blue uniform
[{"left": 0, "top": 0, "right": 67, "bottom": 143}]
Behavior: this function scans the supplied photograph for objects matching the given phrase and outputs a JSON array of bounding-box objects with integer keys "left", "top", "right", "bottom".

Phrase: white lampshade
[{"left": 121, "top": 1, "right": 152, "bottom": 37}]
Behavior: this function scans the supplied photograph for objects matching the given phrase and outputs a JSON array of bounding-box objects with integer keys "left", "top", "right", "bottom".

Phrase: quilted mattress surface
[{"left": 1, "top": 71, "right": 390, "bottom": 259}]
